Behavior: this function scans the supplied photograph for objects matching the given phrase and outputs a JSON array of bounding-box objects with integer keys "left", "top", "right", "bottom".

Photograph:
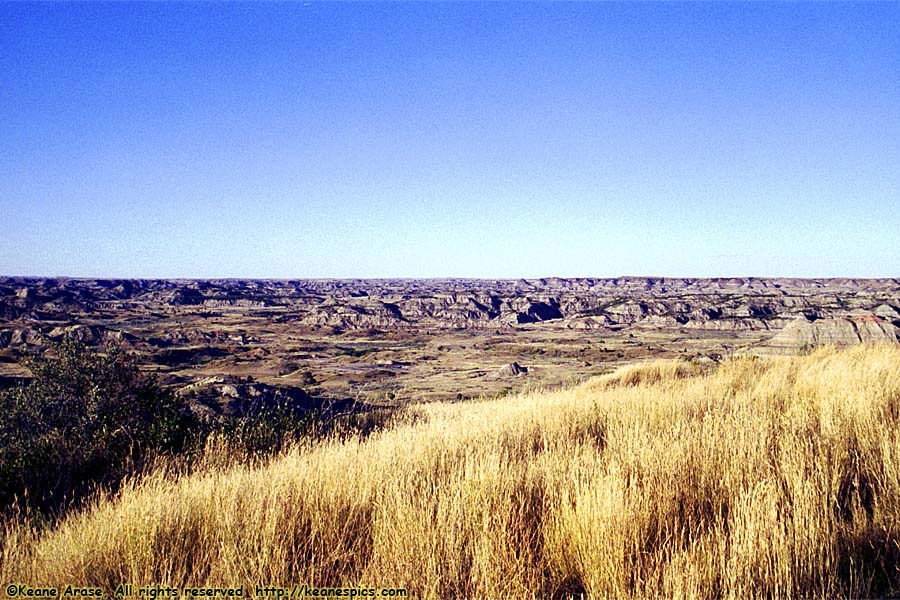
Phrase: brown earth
[{"left": 1, "top": 276, "right": 898, "bottom": 406}]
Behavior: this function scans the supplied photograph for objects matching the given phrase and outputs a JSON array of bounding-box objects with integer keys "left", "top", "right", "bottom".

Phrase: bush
[
  {"left": 0, "top": 337, "right": 190, "bottom": 512},
  {"left": 217, "top": 398, "right": 319, "bottom": 459}
]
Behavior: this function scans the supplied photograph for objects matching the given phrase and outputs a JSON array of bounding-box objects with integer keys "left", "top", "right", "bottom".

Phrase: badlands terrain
[{"left": 1, "top": 276, "right": 898, "bottom": 416}]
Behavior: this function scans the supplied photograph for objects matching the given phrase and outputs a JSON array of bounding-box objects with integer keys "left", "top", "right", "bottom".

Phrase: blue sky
[{"left": 2, "top": 2, "right": 899, "bottom": 278}]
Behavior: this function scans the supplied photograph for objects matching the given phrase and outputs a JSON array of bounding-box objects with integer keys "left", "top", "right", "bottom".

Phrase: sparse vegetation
[
  {"left": 4, "top": 345, "right": 900, "bottom": 598},
  {"left": 0, "top": 337, "right": 190, "bottom": 513},
  {"left": 336, "top": 345, "right": 381, "bottom": 358},
  {"left": 0, "top": 340, "right": 343, "bottom": 516}
]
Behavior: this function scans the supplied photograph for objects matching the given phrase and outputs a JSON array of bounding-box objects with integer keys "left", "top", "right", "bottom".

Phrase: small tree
[{"left": 0, "top": 337, "right": 189, "bottom": 511}]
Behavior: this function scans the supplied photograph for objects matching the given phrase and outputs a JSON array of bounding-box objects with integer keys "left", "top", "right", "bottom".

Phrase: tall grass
[{"left": 3, "top": 346, "right": 899, "bottom": 598}]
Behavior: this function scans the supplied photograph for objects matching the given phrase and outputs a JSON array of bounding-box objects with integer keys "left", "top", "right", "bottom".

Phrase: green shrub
[
  {"left": 0, "top": 337, "right": 191, "bottom": 512},
  {"left": 218, "top": 398, "right": 319, "bottom": 459}
]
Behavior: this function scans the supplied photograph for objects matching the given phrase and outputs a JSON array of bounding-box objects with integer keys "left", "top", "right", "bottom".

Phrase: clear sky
[{"left": 2, "top": 2, "right": 899, "bottom": 279}]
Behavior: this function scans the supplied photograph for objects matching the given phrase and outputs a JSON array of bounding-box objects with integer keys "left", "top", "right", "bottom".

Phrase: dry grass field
[{"left": 3, "top": 345, "right": 899, "bottom": 598}]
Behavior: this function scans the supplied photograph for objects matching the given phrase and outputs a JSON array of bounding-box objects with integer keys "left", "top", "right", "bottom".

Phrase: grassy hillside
[{"left": 4, "top": 346, "right": 900, "bottom": 598}]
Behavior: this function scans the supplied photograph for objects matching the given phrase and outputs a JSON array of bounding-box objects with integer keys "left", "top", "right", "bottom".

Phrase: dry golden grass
[{"left": 3, "top": 345, "right": 900, "bottom": 598}]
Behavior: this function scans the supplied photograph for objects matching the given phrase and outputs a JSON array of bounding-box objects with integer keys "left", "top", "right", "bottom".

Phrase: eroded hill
[{"left": 1, "top": 276, "right": 898, "bottom": 403}]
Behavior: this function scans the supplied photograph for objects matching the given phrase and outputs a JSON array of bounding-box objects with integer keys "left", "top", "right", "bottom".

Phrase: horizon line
[{"left": 3, "top": 274, "right": 899, "bottom": 283}]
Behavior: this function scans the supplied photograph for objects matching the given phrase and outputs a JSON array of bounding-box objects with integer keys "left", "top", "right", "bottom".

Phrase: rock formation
[
  {"left": 177, "top": 375, "right": 315, "bottom": 420},
  {"left": 754, "top": 314, "right": 899, "bottom": 355},
  {"left": 494, "top": 362, "right": 528, "bottom": 377}
]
